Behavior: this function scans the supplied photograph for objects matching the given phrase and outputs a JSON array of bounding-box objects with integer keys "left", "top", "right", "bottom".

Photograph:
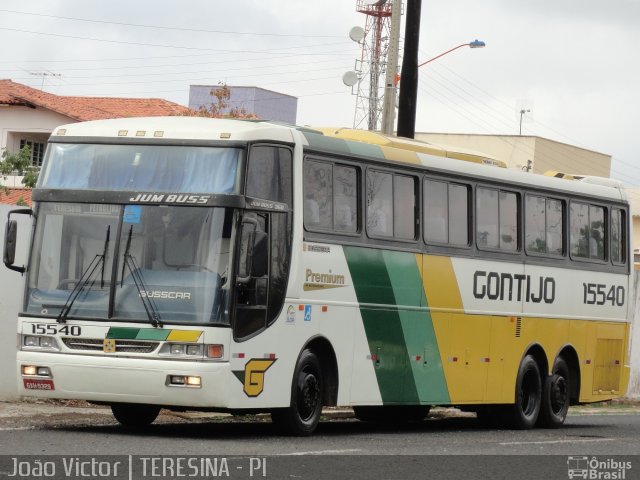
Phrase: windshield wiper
[
  {"left": 57, "top": 226, "right": 110, "bottom": 324},
  {"left": 120, "top": 225, "right": 163, "bottom": 328}
]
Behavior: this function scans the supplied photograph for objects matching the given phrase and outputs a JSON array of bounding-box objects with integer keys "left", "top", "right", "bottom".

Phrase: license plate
[{"left": 23, "top": 379, "right": 55, "bottom": 391}]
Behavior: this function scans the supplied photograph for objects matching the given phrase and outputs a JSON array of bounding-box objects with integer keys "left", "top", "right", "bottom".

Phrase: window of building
[
  {"left": 366, "top": 170, "right": 416, "bottom": 240},
  {"left": 525, "top": 196, "right": 564, "bottom": 256},
  {"left": 476, "top": 187, "right": 519, "bottom": 252},
  {"left": 570, "top": 202, "right": 606, "bottom": 260},
  {"left": 19, "top": 139, "right": 45, "bottom": 167},
  {"left": 424, "top": 179, "right": 469, "bottom": 246}
]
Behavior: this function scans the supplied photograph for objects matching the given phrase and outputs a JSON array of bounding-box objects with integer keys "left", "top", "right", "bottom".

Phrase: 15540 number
[
  {"left": 582, "top": 283, "right": 625, "bottom": 306},
  {"left": 30, "top": 324, "right": 81, "bottom": 336}
]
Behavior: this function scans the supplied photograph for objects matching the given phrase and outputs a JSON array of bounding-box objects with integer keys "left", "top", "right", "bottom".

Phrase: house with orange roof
[{"left": 0, "top": 79, "right": 190, "bottom": 190}]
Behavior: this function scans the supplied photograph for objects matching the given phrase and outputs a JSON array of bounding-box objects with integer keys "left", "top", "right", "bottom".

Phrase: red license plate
[{"left": 23, "top": 379, "right": 55, "bottom": 391}]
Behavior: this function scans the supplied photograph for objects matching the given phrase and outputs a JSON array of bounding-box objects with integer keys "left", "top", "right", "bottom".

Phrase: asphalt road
[{"left": 0, "top": 411, "right": 638, "bottom": 479}]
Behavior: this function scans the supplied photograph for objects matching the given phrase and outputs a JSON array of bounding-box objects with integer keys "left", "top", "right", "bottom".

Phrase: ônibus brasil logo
[{"left": 567, "top": 456, "right": 632, "bottom": 479}]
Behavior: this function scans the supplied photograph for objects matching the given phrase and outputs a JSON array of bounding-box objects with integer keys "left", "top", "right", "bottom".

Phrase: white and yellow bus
[{"left": 4, "top": 117, "right": 632, "bottom": 435}]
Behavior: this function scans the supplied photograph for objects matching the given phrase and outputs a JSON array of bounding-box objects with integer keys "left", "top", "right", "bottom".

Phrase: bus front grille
[{"left": 62, "top": 337, "right": 160, "bottom": 354}]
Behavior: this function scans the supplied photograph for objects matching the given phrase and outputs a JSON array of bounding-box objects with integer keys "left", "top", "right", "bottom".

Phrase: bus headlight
[
  {"left": 160, "top": 343, "right": 204, "bottom": 357},
  {"left": 22, "top": 335, "right": 59, "bottom": 351}
]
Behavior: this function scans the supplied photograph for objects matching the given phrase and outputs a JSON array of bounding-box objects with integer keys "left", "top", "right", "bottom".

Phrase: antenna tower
[{"left": 352, "top": 0, "right": 393, "bottom": 131}]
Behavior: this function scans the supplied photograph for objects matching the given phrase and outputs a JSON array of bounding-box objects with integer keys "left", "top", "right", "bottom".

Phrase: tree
[
  {"left": 184, "top": 83, "right": 258, "bottom": 119},
  {"left": 1, "top": 145, "right": 40, "bottom": 193}
]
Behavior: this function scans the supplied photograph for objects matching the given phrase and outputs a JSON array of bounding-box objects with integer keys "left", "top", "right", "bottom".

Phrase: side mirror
[
  {"left": 4, "top": 208, "right": 32, "bottom": 274},
  {"left": 236, "top": 219, "right": 257, "bottom": 284},
  {"left": 237, "top": 216, "right": 269, "bottom": 284}
]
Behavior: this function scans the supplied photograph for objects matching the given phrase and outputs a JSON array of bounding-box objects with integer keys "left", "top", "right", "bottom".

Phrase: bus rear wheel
[
  {"left": 271, "top": 349, "right": 323, "bottom": 436},
  {"left": 503, "top": 354, "right": 542, "bottom": 429},
  {"left": 538, "top": 357, "right": 570, "bottom": 428},
  {"left": 111, "top": 403, "right": 160, "bottom": 428}
]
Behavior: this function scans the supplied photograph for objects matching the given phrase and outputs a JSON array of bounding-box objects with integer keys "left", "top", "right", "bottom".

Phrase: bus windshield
[
  {"left": 27, "top": 203, "right": 234, "bottom": 325},
  {"left": 40, "top": 144, "right": 241, "bottom": 194}
]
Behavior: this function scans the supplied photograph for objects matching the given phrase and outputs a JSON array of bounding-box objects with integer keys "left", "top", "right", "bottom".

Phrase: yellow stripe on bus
[{"left": 166, "top": 330, "right": 202, "bottom": 342}]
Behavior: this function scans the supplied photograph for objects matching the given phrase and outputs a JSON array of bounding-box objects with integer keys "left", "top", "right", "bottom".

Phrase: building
[
  {"left": 189, "top": 85, "right": 298, "bottom": 124},
  {"left": 0, "top": 79, "right": 189, "bottom": 172},
  {"left": 415, "top": 133, "right": 611, "bottom": 177}
]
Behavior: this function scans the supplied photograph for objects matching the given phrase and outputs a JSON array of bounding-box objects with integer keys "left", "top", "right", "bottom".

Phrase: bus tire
[
  {"left": 503, "top": 354, "right": 542, "bottom": 429},
  {"left": 111, "top": 404, "right": 160, "bottom": 428},
  {"left": 271, "top": 349, "right": 323, "bottom": 436},
  {"left": 353, "top": 405, "right": 430, "bottom": 423},
  {"left": 538, "top": 357, "right": 570, "bottom": 428}
]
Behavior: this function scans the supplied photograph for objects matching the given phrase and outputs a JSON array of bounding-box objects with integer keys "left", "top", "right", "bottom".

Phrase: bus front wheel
[
  {"left": 271, "top": 349, "right": 323, "bottom": 436},
  {"left": 111, "top": 403, "right": 160, "bottom": 428},
  {"left": 538, "top": 357, "right": 570, "bottom": 428}
]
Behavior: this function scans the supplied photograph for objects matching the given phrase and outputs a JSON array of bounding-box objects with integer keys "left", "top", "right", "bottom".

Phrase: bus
[{"left": 4, "top": 117, "right": 632, "bottom": 435}]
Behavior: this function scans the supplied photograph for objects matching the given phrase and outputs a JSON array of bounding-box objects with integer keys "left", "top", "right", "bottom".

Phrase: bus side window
[
  {"left": 611, "top": 208, "right": 626, "bottom": 264},
  {"left": 246, "top": 146, "right": 293, "bottom": 205}
]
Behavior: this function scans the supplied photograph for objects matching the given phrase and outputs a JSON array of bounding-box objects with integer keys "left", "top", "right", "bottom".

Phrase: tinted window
[
  {"left": 334, "top": 165, "right": 358, "bottom": 233},
  {"left": 525, "top": 196, "right": 564, "bottom": 255},
  {"left": 499, "top": 191, "right": 518, "bottom": 251},
  {"left": 449, "top": 184, "right": 469, "bottom": 246},
  {"left": 394, "top": 175, "right": 416, "bottom": 240},
  {"left": 611, "top": 208, "right": 625, "bottom": 264},
  {"left": 570, "top": 202, "right": 606, "bottom": 260},
  {"left": 246, "top": 146, "right": 292, "bottom": 204},
  {"left": 424, "top": 180, "right": 468, "bottom": 246},
  {"left": 570, "top": 202, "right": 589, "bottom": 258},
  {"left": 367, "top": 170, "right": 393, "bottom": 237},
  {"left": 424, "top": 180, "right": 448, "bottom": 243},
  {"left": 304, "top": 160, "right": 333, "bottom": 230},
  {"left": 476, "top": 187, "right": 499, "bottom": 249}
]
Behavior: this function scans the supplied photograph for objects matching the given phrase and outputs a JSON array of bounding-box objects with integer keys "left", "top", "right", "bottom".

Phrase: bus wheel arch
[{"left": 302, "top": 336, "right": 339, "bottom": 406}]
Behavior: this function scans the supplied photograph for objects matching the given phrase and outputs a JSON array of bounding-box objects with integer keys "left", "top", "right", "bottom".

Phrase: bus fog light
[
  {"left": 37, "top": 367, "right": 51, "bottom": 377},
  {"left": 170, "top": 344, "right": 186, "bottom": 355},
  {"left": 24, "top": 336, "right": 39, "bottom": 347},
  {"left": 169, "top": 375, "right": 185, "bottom": 385},
  {"left": 186, "top": 376, "right": 201, "bottom": 387},
  {"left": 22, "top": 365, "right": 37, "bottom": 376},
  {"left": 207, "top": 344, "right": 224, "bottom": 359}
]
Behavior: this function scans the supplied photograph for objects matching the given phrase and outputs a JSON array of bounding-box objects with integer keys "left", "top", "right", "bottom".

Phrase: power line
[
  {"left": 0, "top": 26, "right": 350, "bottom": 53},
  {"left": 0, "top": 8, "right": 344, "bottom": 39}
]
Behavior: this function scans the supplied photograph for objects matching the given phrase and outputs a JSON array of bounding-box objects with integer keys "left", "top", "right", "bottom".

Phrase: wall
[
  {"left": 0, "top": 106, "right": 71, "bottom": 151},
  {"left": 0, "top": 204, "right": 32, "bottom": 400},
  {"left": 415, "top": 133, "right": 611, "bottom": 177}
]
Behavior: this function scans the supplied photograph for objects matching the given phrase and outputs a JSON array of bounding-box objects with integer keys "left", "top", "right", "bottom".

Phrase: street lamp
[
  {"left": 394, "top": 40, "right": 486, "bottom": 85},
  {"left": 519, "top": 109, "right": 530, "bottom": 135},
  {"left": 395, "top": 39, "right": 486, "bottom": 138}
]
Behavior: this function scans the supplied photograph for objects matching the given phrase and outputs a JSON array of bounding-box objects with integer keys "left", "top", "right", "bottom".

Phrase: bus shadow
[{"left": 48, "top": 414, "right": 610, "bottom": 440}]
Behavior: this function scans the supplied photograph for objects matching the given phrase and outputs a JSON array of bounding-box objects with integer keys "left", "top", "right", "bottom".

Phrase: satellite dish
[
  {"left": 349, "top": 26, "right": 365, "bottom": 43},
  {"left": 342, "top": 71, "right": 359, "bottom": 87}
]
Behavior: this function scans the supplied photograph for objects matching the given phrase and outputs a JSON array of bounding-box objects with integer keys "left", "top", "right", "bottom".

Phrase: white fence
[{"left": 0, "top": 201, "right": 638, "bottom": 399}]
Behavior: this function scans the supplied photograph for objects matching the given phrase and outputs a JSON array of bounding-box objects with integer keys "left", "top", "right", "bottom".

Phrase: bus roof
[{"left": 50, "top": 117, "right": 627, "bottom": 204}]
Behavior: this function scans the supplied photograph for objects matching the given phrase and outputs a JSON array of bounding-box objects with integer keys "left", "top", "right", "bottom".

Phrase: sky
[{"left": 0, "top": 0, "right": 639, "bottom": 185}]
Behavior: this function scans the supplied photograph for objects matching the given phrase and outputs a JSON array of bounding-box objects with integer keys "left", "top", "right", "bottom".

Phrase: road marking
[
  {"left": 500, "top": 438, "right": 615, "bottom": 445},
  {"left": 0, "top": 426, "right": 36, "bottom": 431},
  {"left": 280, "top": 449, "right": 363, "bottom": 456}
]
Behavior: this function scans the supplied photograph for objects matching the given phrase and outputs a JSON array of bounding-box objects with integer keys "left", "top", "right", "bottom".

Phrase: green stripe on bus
[
  {"left": 344, "top": 247, "right": 450, "bottom": 404},
  {"left": 106, "top": 327, "right": 140, "bottom": 339},
  {"left": 344, "top": 247, "right": 417, "bottom": 404},
  {"left": 382, "top": 251, "right": 450, "bottom": 404},
  {"left": 136, "top": 329, "right": 171, "bottom": 341}
]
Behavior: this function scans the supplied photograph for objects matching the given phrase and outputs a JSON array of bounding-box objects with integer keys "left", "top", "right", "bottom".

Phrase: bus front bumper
[{"left": 17, "top": 351, "right": 232, "bottom": 408}]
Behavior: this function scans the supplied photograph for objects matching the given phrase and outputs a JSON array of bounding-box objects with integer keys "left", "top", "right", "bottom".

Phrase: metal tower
[{"left": 352, "top": 0, "right": 393, "bottom": 131}]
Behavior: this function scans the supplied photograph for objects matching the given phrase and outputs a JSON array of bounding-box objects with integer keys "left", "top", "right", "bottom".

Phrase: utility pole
[
  {"left": 380, "top": 0, "right": 403, "bottom": 135},
  {"left": 396, "top": 0, "right": 422, "bottom": 139}
]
